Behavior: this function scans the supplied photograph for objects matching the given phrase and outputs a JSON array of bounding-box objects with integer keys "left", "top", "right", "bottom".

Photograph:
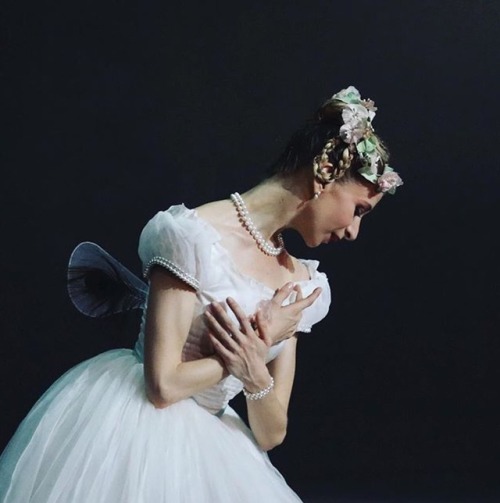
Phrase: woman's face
[{"left": 295, "top": 179, "right": 384, "bottom": 247}]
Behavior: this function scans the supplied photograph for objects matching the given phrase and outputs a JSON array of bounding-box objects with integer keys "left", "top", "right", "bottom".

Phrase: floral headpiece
[{"left": 313, "top": 86, "right": 403, "bottom": 195}]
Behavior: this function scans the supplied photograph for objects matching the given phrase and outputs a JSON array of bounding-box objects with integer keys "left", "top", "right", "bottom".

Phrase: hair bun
[{"left": 317, "top": 100, "right": 343, "bottom": 123}]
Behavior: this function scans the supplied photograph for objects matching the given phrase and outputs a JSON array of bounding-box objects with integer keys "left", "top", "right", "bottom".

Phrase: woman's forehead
[{"left": 335, "top": 179, "right": 383, "bottom": 202}]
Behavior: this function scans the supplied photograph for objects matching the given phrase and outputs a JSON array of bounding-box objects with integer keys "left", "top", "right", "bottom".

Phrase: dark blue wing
[{"left": 67, "top": 242, "right": 148, "bottom": 318}]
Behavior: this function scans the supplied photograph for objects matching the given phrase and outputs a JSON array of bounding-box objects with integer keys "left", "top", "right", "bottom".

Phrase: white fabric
[{"left": 0, "top": 204, "right": 331, "bottom": 502}]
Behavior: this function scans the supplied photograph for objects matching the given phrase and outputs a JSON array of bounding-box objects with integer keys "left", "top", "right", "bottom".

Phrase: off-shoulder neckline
[{"left": 168, "top": 204, "right": 322, "bottom": 294}]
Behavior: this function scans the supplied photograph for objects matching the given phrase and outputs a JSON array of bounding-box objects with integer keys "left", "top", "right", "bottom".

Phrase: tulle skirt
[{"left": 0, "top": 350, "right": 301, "bottom": 502}]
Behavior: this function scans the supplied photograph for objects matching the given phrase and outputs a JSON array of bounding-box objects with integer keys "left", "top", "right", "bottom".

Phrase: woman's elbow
[
  {"left": 260, "top": 429, "right": 287, "bottom": 452},
  {"left": 146, "top": 383, "right": 179, "bottom": 409}
]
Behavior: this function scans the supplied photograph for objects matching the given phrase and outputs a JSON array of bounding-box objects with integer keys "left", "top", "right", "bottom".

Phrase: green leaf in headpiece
[
  {"left": 357, "top": 165, "right": 378, "bottom": 183},
  {"left": 356, "top": 137, "right": 377, "bottom": 155},
  {"left": 332, "top": 86, "right": 361, "bottom": 105}
]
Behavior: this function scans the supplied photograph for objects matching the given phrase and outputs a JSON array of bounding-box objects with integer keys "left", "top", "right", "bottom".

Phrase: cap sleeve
[
  {"left": 296, "top": 260, "right": 331, "bottom": 333},
  {"left": 138, "top": 204, "right": 219, "bottom": 291}
]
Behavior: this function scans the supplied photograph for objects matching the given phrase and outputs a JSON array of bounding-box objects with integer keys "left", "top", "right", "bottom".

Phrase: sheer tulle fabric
[
  {"left": 0, "top": 350, "right": 301, "bottom": 502},
  {"left": 0, "top": 204, "right": 331, "bottom": 502},
  {"left": 67, "top": 241, "right": 148, "bottom": 318}
]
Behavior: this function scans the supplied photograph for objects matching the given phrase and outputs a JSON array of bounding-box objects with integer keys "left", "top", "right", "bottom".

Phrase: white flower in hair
[
  {"left": 357, "top": 153, "right": 380, "bottom": 183},
  {"left": 317, "top": 85, "right": 404, "bottom": 194},
  {"left": 342, "top": 104, "right": 370, "bottom": 125},
  {"left": 339, "top": 121, "right": 366, "bottom": 144},
  {"left": 340, "top": 104, "right": 372, "bottom": 143},
  {"left": 367, "top": 154, "right": 380, "bottom": 176}
]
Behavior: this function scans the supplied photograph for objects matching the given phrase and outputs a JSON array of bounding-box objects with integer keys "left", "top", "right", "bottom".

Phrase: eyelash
[{"left": 355, "top": 206, "right": 365, "bottom": 217}]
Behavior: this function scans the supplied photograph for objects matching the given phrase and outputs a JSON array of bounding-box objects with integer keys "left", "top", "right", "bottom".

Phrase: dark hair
[{"left": 267, "top": 100, "right": 390, "bottom": 184}]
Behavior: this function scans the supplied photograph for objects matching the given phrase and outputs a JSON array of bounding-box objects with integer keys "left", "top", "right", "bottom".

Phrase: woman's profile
[{"left": 0, "top": 85, "right": 402, "bottom": 502}]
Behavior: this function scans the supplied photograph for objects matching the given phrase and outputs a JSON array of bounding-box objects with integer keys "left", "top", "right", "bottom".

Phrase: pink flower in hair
[{"left": 377, "top": 171, "right": 403, "bottom": 194}]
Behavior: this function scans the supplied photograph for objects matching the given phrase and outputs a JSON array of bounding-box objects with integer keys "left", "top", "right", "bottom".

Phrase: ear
[
  {"left": 313, "top": 177, "right": 325, "bottom": 191},
  {"left": 312, "top": 149, "right": 339, "bottom": 186}
]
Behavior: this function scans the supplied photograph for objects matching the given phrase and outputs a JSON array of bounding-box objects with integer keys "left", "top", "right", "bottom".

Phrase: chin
[
  {"left": 304, "top": 236, "right": 323, "bottom": 248},
  {"left": 298, "top": 229, "right": 323, "bottom": 248}
]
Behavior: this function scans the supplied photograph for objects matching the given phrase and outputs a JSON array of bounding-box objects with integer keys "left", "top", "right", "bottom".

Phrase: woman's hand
[
  {"left": 205, "top": 298, "right": 272, "bottom": 392},
  {"left": 251, "top": 283, "right": 322, "bottom": 347}
]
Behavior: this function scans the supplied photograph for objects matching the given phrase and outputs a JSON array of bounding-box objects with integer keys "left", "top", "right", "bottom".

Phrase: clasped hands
[{"left": 204, "top": 283, "right": 322, "bottom": 389}]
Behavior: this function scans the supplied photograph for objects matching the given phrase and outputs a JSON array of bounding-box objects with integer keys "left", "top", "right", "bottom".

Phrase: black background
[{"left": 1, "top": 1, "right": 499, "bottom": 501}]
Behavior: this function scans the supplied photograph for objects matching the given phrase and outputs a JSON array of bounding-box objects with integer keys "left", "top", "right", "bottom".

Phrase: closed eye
[{"left": 355, "top": 204, "right": 373, "bottom": 218}]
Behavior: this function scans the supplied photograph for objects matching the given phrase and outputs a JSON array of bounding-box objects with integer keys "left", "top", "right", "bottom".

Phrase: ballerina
[{"left": 0, "top": 85, "right": 402, "bottom": 502}]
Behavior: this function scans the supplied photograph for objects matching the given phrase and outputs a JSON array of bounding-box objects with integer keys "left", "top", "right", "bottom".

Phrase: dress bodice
[{"left": 134, "top": 204, "right": 331, "bottom": 413}]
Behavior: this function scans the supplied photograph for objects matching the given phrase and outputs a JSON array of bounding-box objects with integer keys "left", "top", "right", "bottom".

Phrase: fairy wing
[{"left": 67, "top": 241, "right": 148, "bottom": 318}]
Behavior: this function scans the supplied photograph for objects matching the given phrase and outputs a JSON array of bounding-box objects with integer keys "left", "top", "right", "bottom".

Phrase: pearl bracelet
[{"left": 242, "top": 377, "right": 275, "bottom": 401}]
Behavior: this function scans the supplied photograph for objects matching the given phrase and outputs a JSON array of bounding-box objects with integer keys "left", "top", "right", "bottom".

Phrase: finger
[
  {"left": 205, "top": 310, "right": 233, "bottom": 342},
  {"left": 249, "top": 314, "right": 258, "bottom": 331},
  {"left": 255, "top": 310, "right": 272, "bottom": 347},
  {"left": 205, "top": 311, "right": 240, "bottom": 351},
  {"left": 294, "top": 287, "right": 322, "bottom": 310},
  {"left": 226, "top": 297, "right": 254, "bottom": 336},
  {"left": 271, "top": 282, "right": 294, "bottom": 306},
  {"left": 293, "top": 284, "right": 303, "bottom": 302},
  {"left": 209, "top": 302, "right": 243, "bottom": 342},
  {"left": 298, "top": 286, "right": 322, "bottom": 309},
  {"left": 209, "top": 301, "right": 228, "bottom": 313},
  {"left": 209, "top": 333, "right": 235, "bottom": 362}
]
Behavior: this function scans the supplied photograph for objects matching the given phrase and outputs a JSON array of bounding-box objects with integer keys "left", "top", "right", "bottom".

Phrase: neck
[{"left": 237, "top": 173, "right": 311, "bottom": 241}]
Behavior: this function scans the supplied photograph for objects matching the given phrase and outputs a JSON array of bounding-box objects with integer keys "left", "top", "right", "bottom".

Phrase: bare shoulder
[{"left": 195, "top": 199, "right": 235, "bottom": 230}]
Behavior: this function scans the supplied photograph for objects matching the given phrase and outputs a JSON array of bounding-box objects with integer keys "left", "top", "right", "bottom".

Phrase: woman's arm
[
  {"left": 207, "top": 298, "right": 298, "bottom": 451},
  {"left": 245, "top": 337, "right": 297, "bottom": 451},
  {"left": 144, "top": 267, "right": 227, "bottom": 408}
]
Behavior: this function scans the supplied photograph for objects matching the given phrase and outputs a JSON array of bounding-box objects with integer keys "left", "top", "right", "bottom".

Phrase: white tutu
[
  {"left": 0, "top": 205, "right": 331, "bottom": 502},
  {"left": 0, "top": 349, "right": 302, "bottom": 502}
]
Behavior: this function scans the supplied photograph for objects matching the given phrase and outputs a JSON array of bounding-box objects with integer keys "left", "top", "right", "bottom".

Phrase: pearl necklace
[{"left": 230, "top": 192, "right": 285, "bottom": 257}]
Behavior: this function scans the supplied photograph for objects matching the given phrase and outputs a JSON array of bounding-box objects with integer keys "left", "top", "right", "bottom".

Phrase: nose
[{"left": 345, "top": 217, "right": 360, "bottom": 241}]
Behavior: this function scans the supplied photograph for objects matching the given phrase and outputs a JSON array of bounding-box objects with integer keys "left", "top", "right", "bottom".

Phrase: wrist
[
  {"left": 210, "top": 354, "right": 230, "bottom": 378},
  {"left": 243, "top": 376, "right": 275, "bottom": 401},
  {"left": 242, "top": 367, "right": 272, "bottom": 394}
]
